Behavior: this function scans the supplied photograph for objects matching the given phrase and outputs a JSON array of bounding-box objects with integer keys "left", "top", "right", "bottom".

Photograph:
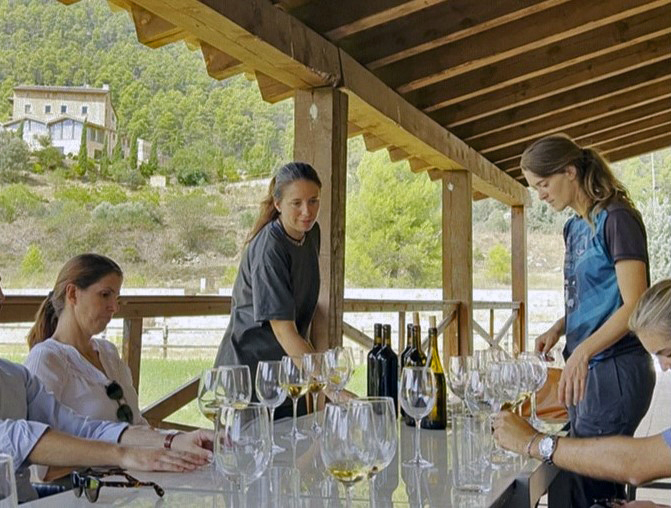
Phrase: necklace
[{"left": 275, "top": 219, "right": 306, "bottom": 246}]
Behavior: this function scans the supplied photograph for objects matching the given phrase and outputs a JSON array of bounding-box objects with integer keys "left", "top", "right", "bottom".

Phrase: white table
[{"left": 24, "top": 413, "right": 558, "bottom": 507}]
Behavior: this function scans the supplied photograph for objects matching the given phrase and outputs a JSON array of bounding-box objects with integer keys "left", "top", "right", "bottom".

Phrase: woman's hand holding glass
[
  {"left": 255, "top": 360, "right": 287, "bottom": 454},
  {"left": 198, "top": 368, "right": 220, "bottom": 425},
  {"left": 302, "top": 352, "right": 327, "bottom": 435},
  {"left": 214, "top": 403, "right": 272, "bottom": 505},
  {"left": 281, "top": 355, "right": 308, "bottom": 441},
  {"left": 399, "top": 367, "right": 436, "bottom": 468},
  {"left": 320, "top": 401, "right": 377, "bottom": 508},
  {"left": 216, "top": 365, "right": 252, "bottom": 408},
  {"left": 325, "top": 347, "right": 353, "bottom": 403}
]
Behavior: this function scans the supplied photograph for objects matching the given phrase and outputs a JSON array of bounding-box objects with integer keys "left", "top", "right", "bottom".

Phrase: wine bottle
[
  {"left": 399, "top": 322, "right": 415, "bottom": 423},
  {"left": 367, "top": 323, "right": 383, "bottom": 396},
  {"left": 402, "top": 315, "right": 426, "bottom": 426},
  {"left": 376, "top": 324, "right": 399, "bottom": 414},
  {"left": 421, "top": 315, "right": 448, "bottom": 430}
]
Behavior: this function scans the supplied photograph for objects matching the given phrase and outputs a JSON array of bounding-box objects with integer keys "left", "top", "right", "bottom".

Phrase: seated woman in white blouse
[{"left": 24, "top": 253, "right": 146, "bottom": 479}]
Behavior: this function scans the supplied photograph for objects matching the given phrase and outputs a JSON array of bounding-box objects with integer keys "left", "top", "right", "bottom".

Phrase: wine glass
[
  {"left": 303, "top": 352, "right": 327, "bottom": 435},
  {"left": 518, "top": 352, "right": 548, "bottom": 426},
  {"left": 447, "top": 356, "right": 471, "bottom": 409},
  {"left": 281, "top": 355, "right": 308, "bottom": 441},
  {"left": 198, "top": 368, "right": 220, "bottom": 426},
  {"left": 464, "top": 366, "right": 497, "bottom": 416},
  {"left": 357, "top": 397, "right": 398, "bottom": 496},
  {"left": 320, "top": 402, "right": 377, "bottom": 508},
  {"left": 214, "top": 403, "right": 272, "bottom": 506},
  {"left": 488, "top": 361, "right": 521, "bottom": 463},
  {"left": 325, "top": 347, "right": 353, "bottom": 402},
  {"left": 216, "top": 365, "right": 252, "bottom": 408},
  {"left": 255, "top": 360, "right": 287, "bottom": 454},
  {"left": 399, "top": 367, "right": 436, "bottom": 468}
]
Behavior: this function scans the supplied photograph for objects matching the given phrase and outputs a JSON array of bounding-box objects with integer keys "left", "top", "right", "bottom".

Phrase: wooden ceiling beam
[
  {"left": 604, "top": 134, "right": 671, "bottom": 162},
  {"left": 402, "top": 5, "right": 671, "bottom": 111},
  {"left": 130, "top": 4, "right": 186, "bottom": 48},
  {"left": 129, "top": 0, "right": 340, "bottom": 89},
  {"left": 408, "top": 158, "right": 434, "bottom": 173},
  {"left": 363, "top": 133, "right": 391, "bottom": 152},
  {"left": 200, "top": 41, "right": 244, "bottom": 80},
  {"left": 491, "top": 111, "right": 671, "bottom": 166},
  {"left": 450, "top": 59, "right": 671, "bottom": 141},
  {"left": 375, "top": 0, "right": 670, "bottom": 93},
  {"left": 339, "top": 51, "right": 529, "bottom": 206},
  {"left": 429, "top": 35, "right": 671, "bottom": 126},
  {"left": 596, "top": 124, "right": 671, "bottom": 153},
  {"left": 255, "top": 71, "right": 294, "bottom": 103},
  {"left": 339, "top": 0, "right": 568, "bottom": 68},
  {"left": 288, "top": 0, "right": 443, "bottom": 40},
  {"left": 464, "top": 78, "right": 671, "bottom": 153},
  {"left": 347, "top": 123, "right": 365, "bottom": 138},
  {"left": 387, "top": 147, "right": 411, "bottom": 162}
]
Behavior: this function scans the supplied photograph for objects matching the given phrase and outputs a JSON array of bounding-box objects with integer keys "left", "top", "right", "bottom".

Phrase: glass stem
[
  {"left": 292, "top": 396, "right": 298, "bottom": 436},
  {"left": 413, "top": 418, "right": 422, "bottom": 463},
  {"left": 531, "top": 392, "right": 538, "bottom": 424},
  {"left": 238, "top": 484, "right": 247, "bottom": 508},
  {"left": 311, "top": 392, "right": 319, "bottom": 430},
  {"left": 345, "top": 485, "right": 353, "bottom": 508},
  {"left": 269, "top": 406, "right": 276, "bottom": 447},
  {"left": 369, "top": 475, "right": 377, "bottom": 508}
]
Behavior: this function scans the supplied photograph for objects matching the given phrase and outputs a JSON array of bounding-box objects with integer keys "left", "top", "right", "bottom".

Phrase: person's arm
[
  {"left": 493, "top": 411, "right": 671, "bottom": 486},
  {"left": 270, "top": 320, "right": 314, "bottom": 357},
  {"left": 118, "top": 426, "right": 213, "bottom": 460},
  {"left": 28, "top": 428, "right": 208, "bottom": 471},
  {"left": 534, "top": 316, "right": 565, "bottom": 356},
  {"left": 559, "top": 259, "right": 647, "bottom": 406}
]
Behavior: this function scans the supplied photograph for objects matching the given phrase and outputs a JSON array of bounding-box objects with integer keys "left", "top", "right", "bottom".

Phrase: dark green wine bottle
[
  {"left": 367, "top": 323, "right": 383, "bottom": 396},
  {"left": 403, "top": 313, "right": 426, "bottom": 426},
  {"left": 376, "top": 324, "right": 399, "bottom": 414},
  {"left": 421, "top": 315, "right": 447, "bottom": 430}
]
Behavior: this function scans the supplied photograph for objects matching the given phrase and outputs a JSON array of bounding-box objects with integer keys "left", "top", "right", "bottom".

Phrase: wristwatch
[{"left": 538, "top": 434, "right": 558, "bottom": 464}]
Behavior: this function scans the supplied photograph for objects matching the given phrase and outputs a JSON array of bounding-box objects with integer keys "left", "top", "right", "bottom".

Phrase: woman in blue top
[
  {"left": 214, "top": 162, "right": 321, "bottom": 419},
  {"left": 521, "top": 134, "right": 655, "bottom": 507}
]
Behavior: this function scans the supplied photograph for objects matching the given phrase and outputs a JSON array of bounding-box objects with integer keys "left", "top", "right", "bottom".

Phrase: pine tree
[
  {"left": 129, "top": 135, "right": 138, "bottom": 170},
  {"left": 111, "top": 136, "right": 123, "bottom": 163},
  {"left": 16, "top": 120, "right": 24, "bottom": 140},
  {"left": 77, "top": 120, "right": 89, "bottom": 176},
  {"left": 100, "top": 135, "right": 109, "bottom": 178}
]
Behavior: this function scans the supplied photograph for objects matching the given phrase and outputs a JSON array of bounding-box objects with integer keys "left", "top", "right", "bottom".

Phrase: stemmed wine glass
[
  {"left": 447, "top": 356, "right": 471, "bottom": 410},
  {"left": 255, "top": 360, "right": 287, "bottom": 454},
  {"left": 488, "top": 360, "right": 521, "bottom": 463},
  {"left": 281, "top": 355, "right": 308, "bottom": 441},
  {"left": 216, "top": 365, "right": 252, "bottom": 408},
  {"left": 518, "top": 352, "right": 548, "bottom": 426},
  {"left": 399, "top": 367, "right": 436, "bottom": 468},
  {"left": 214, "top": 403, "right": 272, "bottom": 506},
  {"left": 303, "top": 352, "right": 327, "bottom": 435},
  {"left": 321, "top": 402, "right": 377, "bottom": 508},
  {"left": 325, "top": 347, "right": 353, "bottom": 402},
  {"left": 197, "top": 368, "right": 220, "bottom": 425},
  {"left": 358, "top": 396, "right": 397, "bottom": 505}
]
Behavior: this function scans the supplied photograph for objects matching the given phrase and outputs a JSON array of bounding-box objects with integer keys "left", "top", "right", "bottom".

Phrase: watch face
[{"left": 539, "top": 436, "right": 555, "bottom": 460}]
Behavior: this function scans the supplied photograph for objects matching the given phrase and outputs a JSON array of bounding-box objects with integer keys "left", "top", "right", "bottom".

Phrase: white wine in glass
[
  {"left": 198, "top": 368, "right": 220, "bottom": 425},
  {"left": 303, "top": 352, "right": 327, "bottom": 434},
  {"left": 281, "top": 355, "right": 308, "bottom": 441},
  {"left": 255, "top": 360, "right": 288, "bottom": 455}
]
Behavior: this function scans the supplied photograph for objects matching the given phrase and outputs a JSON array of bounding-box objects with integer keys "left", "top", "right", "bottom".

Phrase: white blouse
[{"left": 24, "top": 338, "right": 147, "bottom": 426}]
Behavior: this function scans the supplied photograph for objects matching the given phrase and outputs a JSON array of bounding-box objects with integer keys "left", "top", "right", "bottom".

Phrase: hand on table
[
  {"left": 172, "top": 429, "right": 214, "bottom": 460},
  {"left": 118, "top": 446, "right": 210, "bottom": 472}
]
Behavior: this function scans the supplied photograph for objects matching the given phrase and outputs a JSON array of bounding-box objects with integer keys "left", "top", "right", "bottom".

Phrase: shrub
[
  {"left": 485, "top": 244, "right": 511, "bottom": 284},
  {"left": 177, "top": 167, "right": 209, "bottom": 186},
  {"left": 92, "top": 201, "right": 161, "bottom": 230},
  {"left": 96, "top": 184, "right": 128, "bottom": 205},
  {"left": 54, "top": 184, "right": 95, "bottom": 206},
  {"left": 21, "top": 245, "right": 45, "bottom": 276},
  {"left": 0, "top": 184, "right": 45, "bottom": 223},
  {"left": 0, "top": 130, "right": 31, "bottom": 181}
]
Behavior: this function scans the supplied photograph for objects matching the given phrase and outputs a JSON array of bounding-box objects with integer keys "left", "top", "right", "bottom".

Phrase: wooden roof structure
[{"left": 70, "top": 0, "right": 671, "bottom": 206}]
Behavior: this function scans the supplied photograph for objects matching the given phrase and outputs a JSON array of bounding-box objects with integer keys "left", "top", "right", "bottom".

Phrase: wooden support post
[
  {"left": 511, "top": 205, "right": 528, "bottom": 353},
  {"left": 442, "top": 170, "right": 473, "bottom": 356},
  {"left": 294, "top": 88, "right": 348, "bottom": 351},
  {"left": 122, "top": 318, "right": 143, "bottom": 392}
]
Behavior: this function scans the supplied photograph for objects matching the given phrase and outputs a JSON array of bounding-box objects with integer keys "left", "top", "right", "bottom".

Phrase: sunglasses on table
[
  {"left": 71, "top": 467, "right": 164, "bottom": 502},
  {"left": 106, "top": 381, "right": 134, "bottom": 423}
]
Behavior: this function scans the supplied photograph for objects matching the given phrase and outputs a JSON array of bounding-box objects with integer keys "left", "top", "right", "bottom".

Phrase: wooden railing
[
  {"left": 1, "top": 295, "right": 521, "bottom": 428},
  {"left": 473, "top": 300, "right": 523, "bottom": 354}
]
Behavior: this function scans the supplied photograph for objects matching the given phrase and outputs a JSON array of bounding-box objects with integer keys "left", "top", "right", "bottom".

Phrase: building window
[
  {"left": 81, "top": 105, "right": 88, "bottom": 115},
  {"left": 61, "top": 105, "right": 67, "bottom": 114},
  {"left": 24, "top": 104, "right": 31, "bottom": 114},
  {"left": 45, "top": 105, "right": 52, "bottom": 114}
]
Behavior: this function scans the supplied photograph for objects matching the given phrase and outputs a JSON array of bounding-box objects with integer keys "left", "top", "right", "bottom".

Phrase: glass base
[
  {"left": 271, "top": 443, "right": 286, "bottom": 455},
  {"left": 403, "top": 457, "right": 433, "bottom": 468},
  {"left": 282, "top": 428, "right": 308, "bottom": 441}
]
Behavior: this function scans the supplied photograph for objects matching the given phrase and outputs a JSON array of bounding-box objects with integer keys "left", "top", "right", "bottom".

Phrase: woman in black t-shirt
[{"left": 215, "top": 162, "right": 321, "bottom": 418}]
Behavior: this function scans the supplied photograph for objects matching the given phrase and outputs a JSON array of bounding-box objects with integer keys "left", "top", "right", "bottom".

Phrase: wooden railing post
[
  {"left": 122, "top": 317, "right": 143, "bottom": 392},
  {"left": 512, "top": 205, "right": 528, "bottom": 352},
  {"left": 398, "top": 311, "right": 406, "bottom": 352}
]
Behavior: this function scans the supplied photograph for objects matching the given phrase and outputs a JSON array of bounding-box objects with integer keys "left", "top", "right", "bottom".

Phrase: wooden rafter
[
  {"left": 200, "top": 41, "right": 244, "bottom": 81},
  {"left": 429, "top": 36, "right": 671, "bottom": 126},
  {"left": 130, "top": 3, "right": 185, "bottom": 48},
  {"left": 402, "top": 4, "right": 671, "bottom": 111},
  {"left": 374, "top": 0, "right": 670, "bottom": 93},
  {"left": 340, "top": 0, "right": 569, "bottom": 68},
  {"left": 255, "top": 71, "right": 294, "bottom": 103},
  {"left": 451, "top": 59, "right": 671, "bottom": 141},
  {"left": 605, "top": 133, "right": 671, "bottom": 161},
  {"left": 598, "top": 125, "right": 671, "bottom": 153}
]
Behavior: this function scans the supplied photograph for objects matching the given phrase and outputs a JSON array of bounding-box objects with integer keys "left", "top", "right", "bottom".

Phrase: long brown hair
[
  {"left": 247, "top": 162, "right": 322, "bottom": 242},
  {"left": 520, "top": 134, "right": 636, "bottom": 225},
  {"left": 27, "top": 253, "right": 123, "bottom": 349}
]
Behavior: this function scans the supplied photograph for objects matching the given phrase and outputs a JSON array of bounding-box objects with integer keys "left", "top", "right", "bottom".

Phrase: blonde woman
[
  {"left": 520, "top": 134, "right": 655, "bottom": 506},
  {"left": 494, "top": 279, "right": 671, "bottom": 507}
]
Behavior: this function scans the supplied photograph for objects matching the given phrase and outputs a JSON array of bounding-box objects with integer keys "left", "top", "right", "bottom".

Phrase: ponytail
[
  {"left": 27, "top": 294, "right": 60, "bottom": 349},
  {"left": 246, "top": 177, "right": 280, "bottom": 243}
]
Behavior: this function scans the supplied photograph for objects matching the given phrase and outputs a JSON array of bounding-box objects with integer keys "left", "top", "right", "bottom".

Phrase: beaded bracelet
[{"left": 163, "top": 431, "right": 181, "bottom": 449}]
